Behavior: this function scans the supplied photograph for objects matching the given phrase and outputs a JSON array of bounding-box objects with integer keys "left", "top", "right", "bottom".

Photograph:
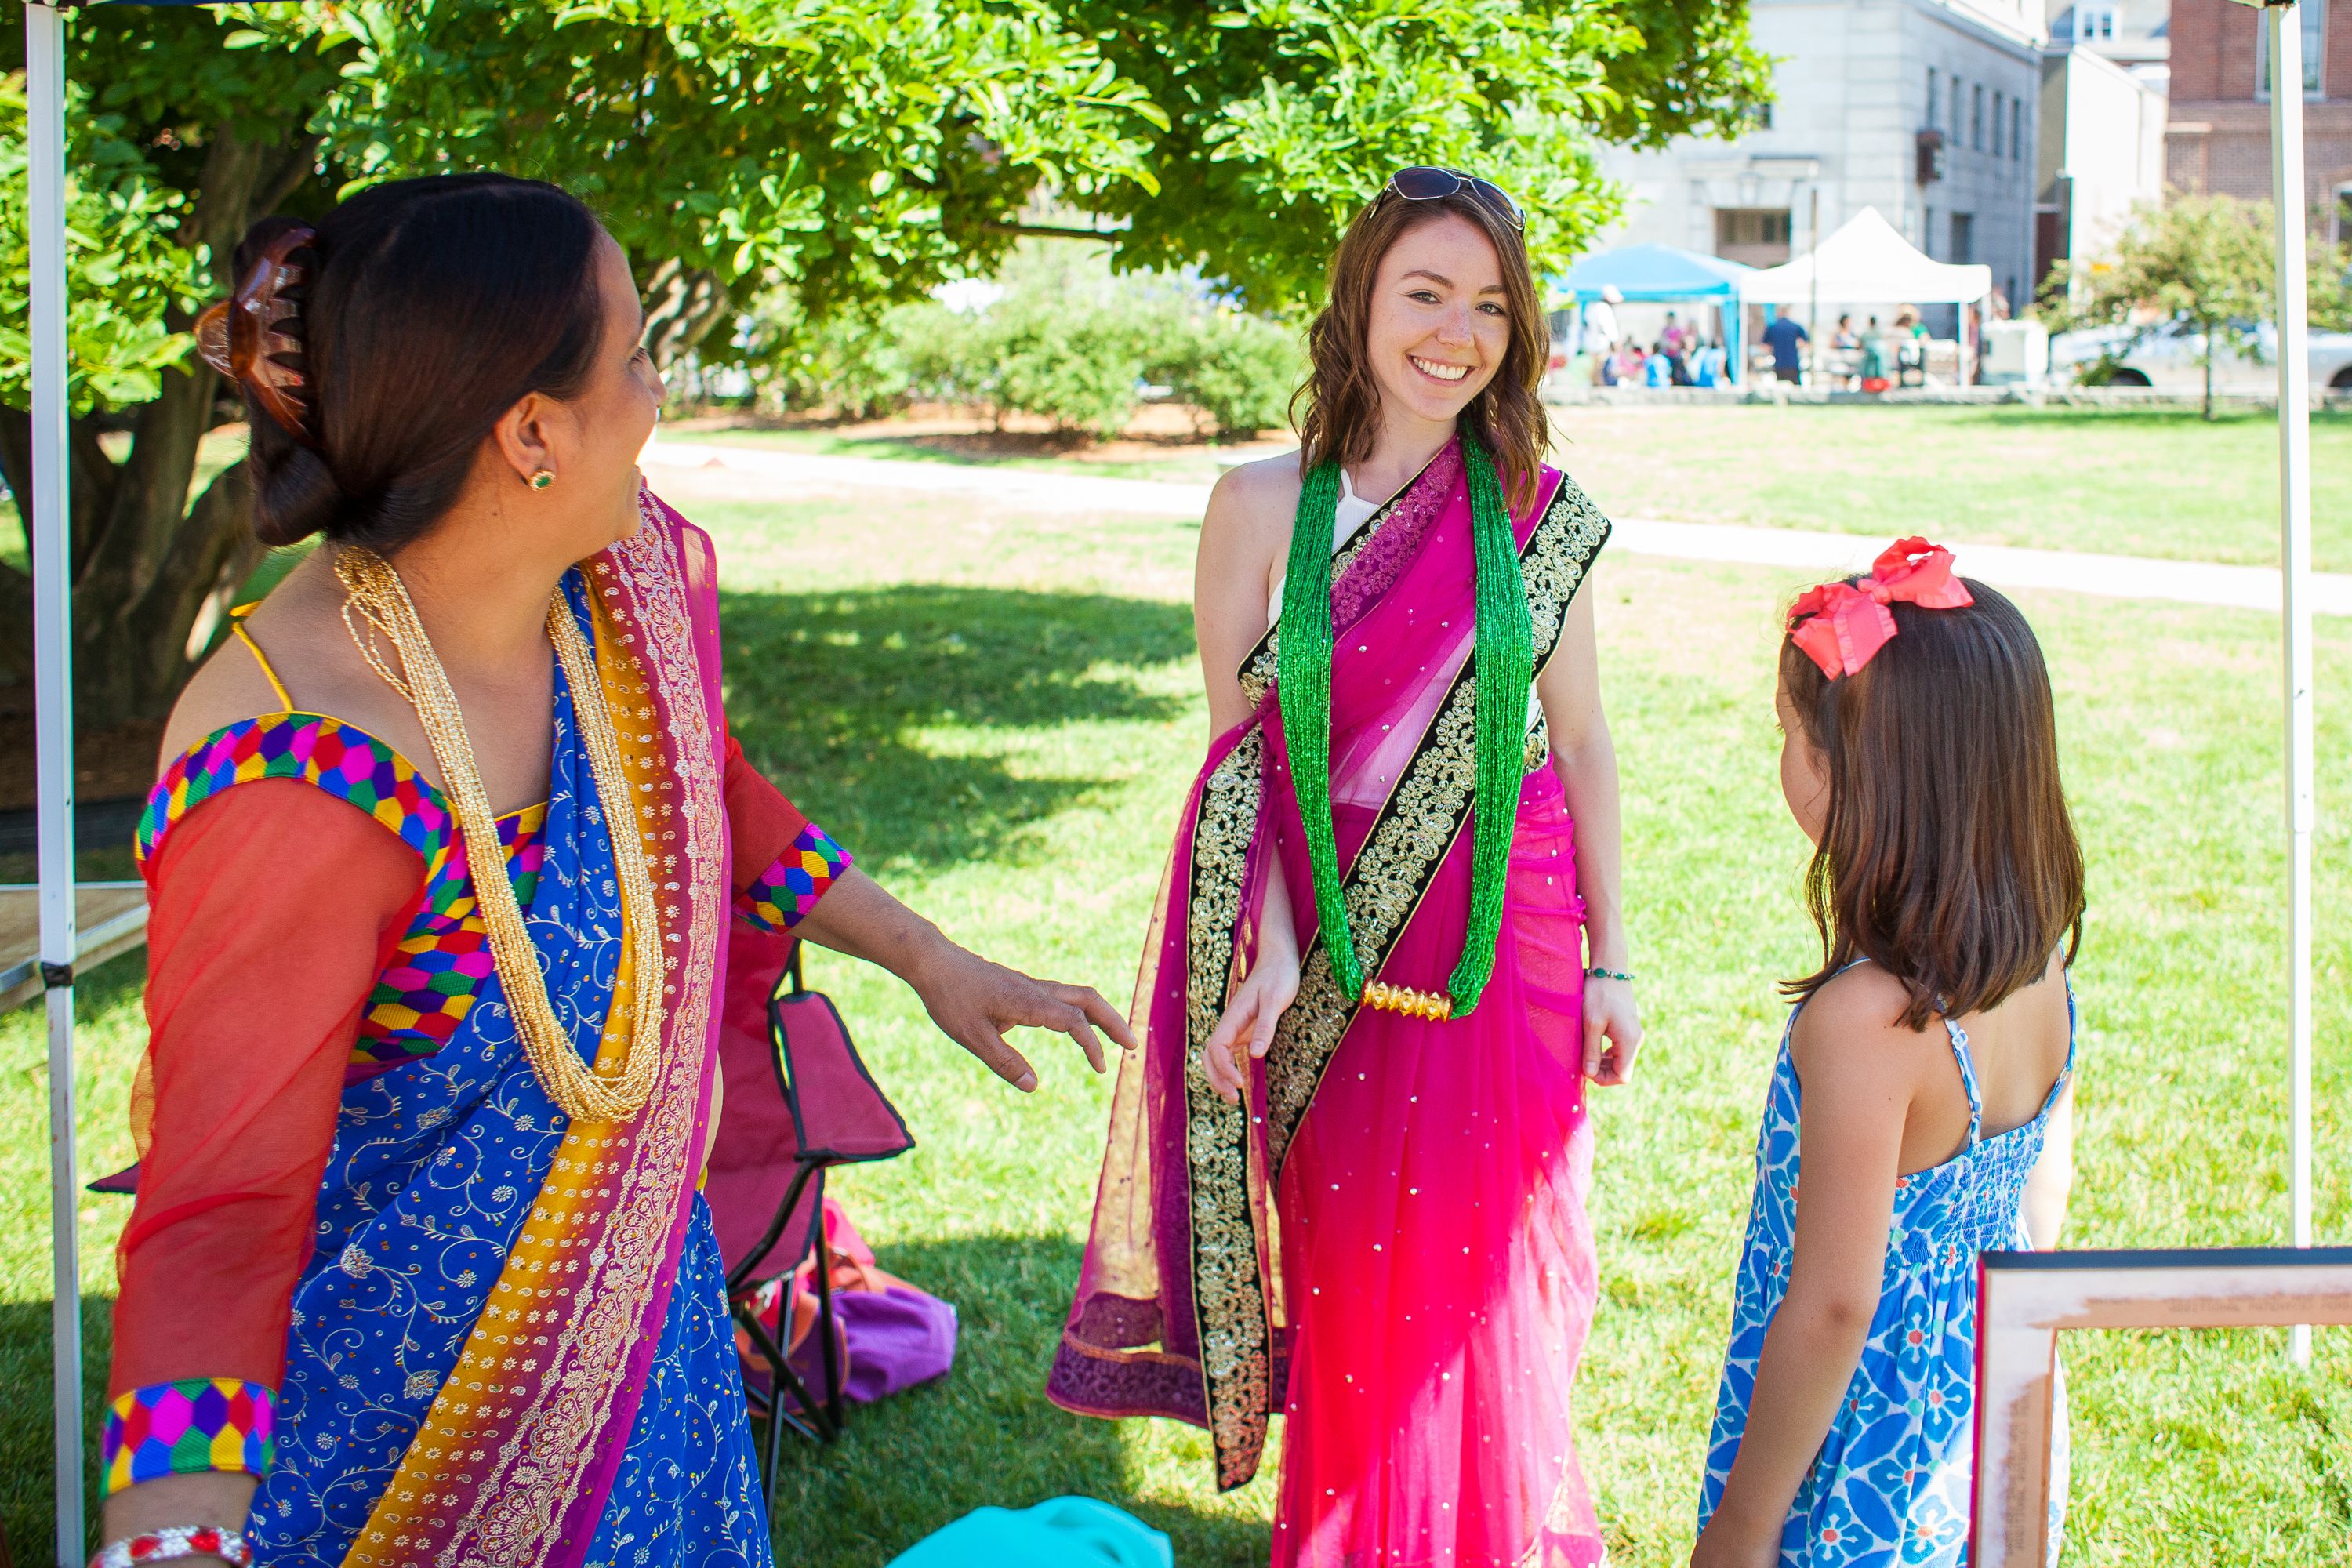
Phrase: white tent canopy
[{"left": 1739, "top": 206, "right": 1992, "bottom": 306}]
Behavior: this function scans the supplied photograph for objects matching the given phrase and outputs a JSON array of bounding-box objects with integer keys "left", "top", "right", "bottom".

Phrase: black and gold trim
[
  {"left": 1178, "top": 728, "right": 1273, "bottom": 1490},
  {"left": 1180, "top": 468, "right": 1613, "bottom": 1490}
]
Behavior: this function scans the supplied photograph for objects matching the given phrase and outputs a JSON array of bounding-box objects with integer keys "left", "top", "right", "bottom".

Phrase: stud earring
[{"left": 528, "top": 470, "right": 556, "bottom": 491}]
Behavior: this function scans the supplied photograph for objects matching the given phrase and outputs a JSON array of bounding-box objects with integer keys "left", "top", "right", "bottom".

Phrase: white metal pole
[
  {"left": 27, "top": 1, "right": 85, "bottom": 1552},
  {"left": 2267, "top": 0, "right": 2317, "bottom": 1368}
]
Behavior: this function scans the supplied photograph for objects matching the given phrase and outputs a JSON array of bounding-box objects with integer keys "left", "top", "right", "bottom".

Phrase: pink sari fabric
[{"left": 1052, "top": 441, "right": 1614, "bottom": 1566}]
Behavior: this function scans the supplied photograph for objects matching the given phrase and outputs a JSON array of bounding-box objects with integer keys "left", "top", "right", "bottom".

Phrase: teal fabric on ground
[{"left": 887, "top": 1497, "right": 1172, "bottom": 1568}]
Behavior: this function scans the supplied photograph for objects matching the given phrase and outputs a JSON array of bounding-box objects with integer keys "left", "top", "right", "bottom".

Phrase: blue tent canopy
[
  {"left": 1555, "top": 242, "right": 1755, "bottom": 303},
  {"left": 1554, "top": 244, "right": 1754, "bottom": 384}
]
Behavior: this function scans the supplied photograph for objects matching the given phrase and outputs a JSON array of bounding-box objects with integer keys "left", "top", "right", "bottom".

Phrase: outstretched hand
[{"left": 907, "top": 942, "right": 1136, "bottom": 1093}]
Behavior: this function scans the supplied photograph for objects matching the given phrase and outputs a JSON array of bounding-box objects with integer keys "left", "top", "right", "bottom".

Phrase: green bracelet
[{"left": 1585, "top": 966, "right": 1635, "bottom": 983}]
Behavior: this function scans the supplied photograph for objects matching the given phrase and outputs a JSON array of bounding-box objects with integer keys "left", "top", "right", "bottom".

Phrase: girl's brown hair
[
  {"left": 1292, "top": 183, "right": 1552, "bottom": 514},
  {"left": 1780, "top": 579, "right": 2085, "bottom": 1029}
]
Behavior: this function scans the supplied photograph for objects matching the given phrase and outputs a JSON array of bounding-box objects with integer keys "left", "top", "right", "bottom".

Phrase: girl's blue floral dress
[{"left": 1697, "top": 972, "right": 2074, "bottom": 1566}]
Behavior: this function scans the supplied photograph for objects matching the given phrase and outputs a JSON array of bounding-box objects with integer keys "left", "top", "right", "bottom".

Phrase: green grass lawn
[
  {"left": 664, "top": 401, "right": 2352, "bottom": 575},
  {"left": 2, "top": 484, "right": 2348, "bottom": 1566},
  {"left": 1549, "top": 402, "right": 2352, "bottom": 575}
]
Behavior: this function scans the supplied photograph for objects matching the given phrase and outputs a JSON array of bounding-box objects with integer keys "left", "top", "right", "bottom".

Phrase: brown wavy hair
[
  {"left": 1291, "top": 183, "right": 1552, "bottom": 514},
  {"left": 1780, "top": 579, "right": 2085, "bottom": 1029}
]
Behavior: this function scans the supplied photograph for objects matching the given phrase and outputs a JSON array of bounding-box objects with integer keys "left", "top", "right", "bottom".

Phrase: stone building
[
  {"left": 1593, "top": 0, "right": 2046, "bottom": 324},
  {"left": 2168, "top": 0, "right": 2352, "bottom": 234},
  {"left": 2035, "top": 0, "right": 2169, "bottom": 295}
]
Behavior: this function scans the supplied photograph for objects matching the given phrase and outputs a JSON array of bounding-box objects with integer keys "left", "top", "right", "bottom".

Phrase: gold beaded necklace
[{"left": 336, "top": 546, "right": 667, "bottom": 1123}]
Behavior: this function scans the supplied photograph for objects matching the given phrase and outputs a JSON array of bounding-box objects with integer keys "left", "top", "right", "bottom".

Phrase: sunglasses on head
[{"left": 1377, "top": 166, "right": 1526, "bottom": 232}]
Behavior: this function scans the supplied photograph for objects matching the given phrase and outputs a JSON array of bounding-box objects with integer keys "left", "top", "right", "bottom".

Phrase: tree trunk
[
  {"left": 640, "top": 259, "right": 733, "bottom": 374},
  {"left": 2202, "top": 318, "right": 2217, "bottom": 422},
  {"left": 4, "top": 122, "right": 320, "bottom": 728}
]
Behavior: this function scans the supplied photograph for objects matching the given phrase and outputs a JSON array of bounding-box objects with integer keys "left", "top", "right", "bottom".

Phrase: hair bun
[{"left": 249, "top": 443, "right": 347, "bottom": 547}]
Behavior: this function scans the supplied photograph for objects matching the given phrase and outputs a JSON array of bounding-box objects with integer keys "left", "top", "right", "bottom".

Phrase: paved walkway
[{"left": 645, "top": 437, "right": 2352, "bottom": 617}]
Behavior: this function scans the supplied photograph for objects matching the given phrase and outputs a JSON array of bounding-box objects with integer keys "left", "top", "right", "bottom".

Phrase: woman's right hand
[{"left": 1200, "top": 940, "right": 1300, "bottom": 1105}]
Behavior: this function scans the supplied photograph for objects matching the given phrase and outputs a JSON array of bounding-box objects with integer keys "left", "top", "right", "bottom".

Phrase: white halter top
[{"left": 1266, "top": 470, "right": 1383, "bottom": 632}]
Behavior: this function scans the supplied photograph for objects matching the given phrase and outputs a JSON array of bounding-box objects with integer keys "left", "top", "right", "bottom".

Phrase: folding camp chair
[{"left": 705, "top": 924, "right": 913, "bottom": 1493}]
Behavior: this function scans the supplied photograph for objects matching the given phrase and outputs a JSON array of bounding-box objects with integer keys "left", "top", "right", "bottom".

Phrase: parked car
[{"left": 2049, "top": 319, "right": 2352, "bottom": 392}]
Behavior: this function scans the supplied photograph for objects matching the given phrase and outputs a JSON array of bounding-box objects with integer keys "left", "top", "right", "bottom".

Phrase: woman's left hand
[{"left": 1582, "top": 975, "right": 1642, "bottom": 1086}]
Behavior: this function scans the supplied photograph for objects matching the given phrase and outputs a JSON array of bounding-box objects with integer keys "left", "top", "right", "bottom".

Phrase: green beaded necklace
[{"left": 1276, "top": 430, "right": 1534, "bottom": 1019}]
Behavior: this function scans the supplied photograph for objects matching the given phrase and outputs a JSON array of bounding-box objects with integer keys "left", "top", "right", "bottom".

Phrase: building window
[
  {"left": 1927, "top": 68, "right": 1940, "bottom": 129},
  {"left": 1993, "top": 91, "right": 2005, "bottom": 156},
  {"left": 1716, "top": 208, "right": 1795, "bottom": 266},
  {"left": 2258, "top": 0, "right": 2326, "bottom": 100},
  {"left": 1973, "top": 84, "right": 1985, "bottom": 149},
  {"left": 2078, "top": 5, "right": 2118, "bottom": 40},
  {"left": 2012, "top": 97, "right": 2023, "bottom": 160},
  {"left": 1951, "top": 212, "right": 1975, "bottom": 263},
  {"left": 2336, "top": 187, "right": 2352, "bottom": 245}
]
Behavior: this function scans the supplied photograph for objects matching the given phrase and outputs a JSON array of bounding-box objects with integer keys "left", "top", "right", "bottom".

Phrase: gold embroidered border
[
  {"left": 428, "top": 499, "right": 728, "bottom": 1568},
  {"left": 1178, "top": 728, "right": 1272, "bottom": 1491}
]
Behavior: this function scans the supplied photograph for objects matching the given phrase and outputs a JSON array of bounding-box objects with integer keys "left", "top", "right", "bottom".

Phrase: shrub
[
  {"left": 1154, "top": 310, "right": 1305, "bottom": 437},
  {"left": 736, "top": 239, "right": 1301, "bottom": 438}
]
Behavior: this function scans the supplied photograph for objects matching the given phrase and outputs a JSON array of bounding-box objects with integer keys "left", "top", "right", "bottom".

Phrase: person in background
[
  {"left": 1831, "top": 314, "right": 1859, "bottom": 352},
  {"left": 1613, "top": 338, "right": 1646, "bottom": 387},
  {"left": 1582, "top": 285, "right": 1624, "bottom": 358},
  {"left": 1895, "top": 304, "right": 1929, "bottom": 387},
  {"left": 1644, "top": 342, "right": 1673, "bottom": 387},
  {"left": 1693, "top": 336, "right": 1727, "bottom": 387},
  {"left": 1762, "top": 307, "right": 1809, "bottom": 386},
  {"left": 1661, "top": 310, "right": 1691, "bottom": 383},
  {"left": 1859, "top": 315, "right": 1891, "bottom": 390},
  {"left": 1692, "top": 540, "right": 2081, "bottom": 1568}
]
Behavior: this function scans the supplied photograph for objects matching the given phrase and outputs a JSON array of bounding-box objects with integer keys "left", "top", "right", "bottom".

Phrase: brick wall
[{"left": 2169, "top": 0, "right": 2352, "bottom": 223}]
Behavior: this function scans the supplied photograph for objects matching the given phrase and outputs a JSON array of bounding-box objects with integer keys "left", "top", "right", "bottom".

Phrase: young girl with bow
[{"left": 1692, "top": 540, "right": 2083, "bottom": 1568}]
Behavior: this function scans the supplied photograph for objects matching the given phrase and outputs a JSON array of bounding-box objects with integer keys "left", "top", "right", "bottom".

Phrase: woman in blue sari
[{"left": 96, "top": 174, "right": 1129, "bottom": 1568}]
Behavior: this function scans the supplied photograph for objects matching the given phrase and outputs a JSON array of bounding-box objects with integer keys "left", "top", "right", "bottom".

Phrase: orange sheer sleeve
[
  {"left": 111, "top": 780, "right": 423, "bottom": 1399},
  {"left": 725, "top": 735, "right": 851, "bottom": 931}
]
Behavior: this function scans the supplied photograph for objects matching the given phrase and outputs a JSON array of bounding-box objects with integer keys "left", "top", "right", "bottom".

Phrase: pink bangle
[{"left": 89, "top": 1525, "right": 254, "bottom": 1568}]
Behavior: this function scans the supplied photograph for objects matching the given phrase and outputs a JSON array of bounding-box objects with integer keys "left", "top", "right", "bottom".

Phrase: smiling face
[{"left": 1363, "top": 213, "right": 1513, "bottom": 433}]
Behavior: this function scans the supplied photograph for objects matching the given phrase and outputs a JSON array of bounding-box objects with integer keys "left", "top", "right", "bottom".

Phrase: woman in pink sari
[{"left": 1051, "top": 171, "right": 1641, "bottom": 1566}]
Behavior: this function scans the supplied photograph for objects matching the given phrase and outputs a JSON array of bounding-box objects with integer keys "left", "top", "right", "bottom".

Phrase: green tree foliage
[
  {"left": 1077, "top": 0, "right": 1770, "bottom": 311},
  {"left": 2047, "top": 193, "right": 2352, "bottom": 420},
  {"left": 2, "top": 0, "right": 1765, "bottom": 723}
]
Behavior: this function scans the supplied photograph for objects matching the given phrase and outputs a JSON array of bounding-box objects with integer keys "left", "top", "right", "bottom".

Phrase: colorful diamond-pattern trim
[
  {"left": 356, "top": 805, "right": 547, "bottom": 1065},
  {"left": 736, "top": 823, "right": 854, "bottom": 931},
  {"left": 143, "top": 714, "right": 553, "bottom": 1069},
  {"left": 100, "top": 1377, "right": 274, "bottom": 1494},
  {"left": 138, "top": 713, "right": 448, "bottom": 868}
]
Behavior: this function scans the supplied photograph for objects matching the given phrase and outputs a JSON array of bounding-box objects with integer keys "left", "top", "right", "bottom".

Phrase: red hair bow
[{"left": 1787, "top": 537, "right": 1974, "bottom": 678}]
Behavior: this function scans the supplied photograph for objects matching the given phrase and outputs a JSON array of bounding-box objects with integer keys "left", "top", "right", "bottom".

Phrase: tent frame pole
[
  {"left": 26, "top": 0, "right": 86, "bottom": 1551},
  {"left": 2267, "top": 0, "right": 2316, "bottom": 1368}
]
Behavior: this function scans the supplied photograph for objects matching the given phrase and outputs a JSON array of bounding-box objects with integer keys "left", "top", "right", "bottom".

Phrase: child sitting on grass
[{"left": 1692, "top": 539, "right": 2082, "bottom": 1568}]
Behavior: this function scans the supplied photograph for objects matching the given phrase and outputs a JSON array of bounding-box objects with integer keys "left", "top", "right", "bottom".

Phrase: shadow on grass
[
  {"left": 0, "top": 1241, "right": 1267, "bottom": 1568},
  {"left": 767, "top": 1231, "right": 1270, "bottom": 1568},
  {"left": 720, "top": 586, "right": 1195, "bottom": 873},
  {"left": 0, "top": 1295, "right": 113, "bottom": 1568}
]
